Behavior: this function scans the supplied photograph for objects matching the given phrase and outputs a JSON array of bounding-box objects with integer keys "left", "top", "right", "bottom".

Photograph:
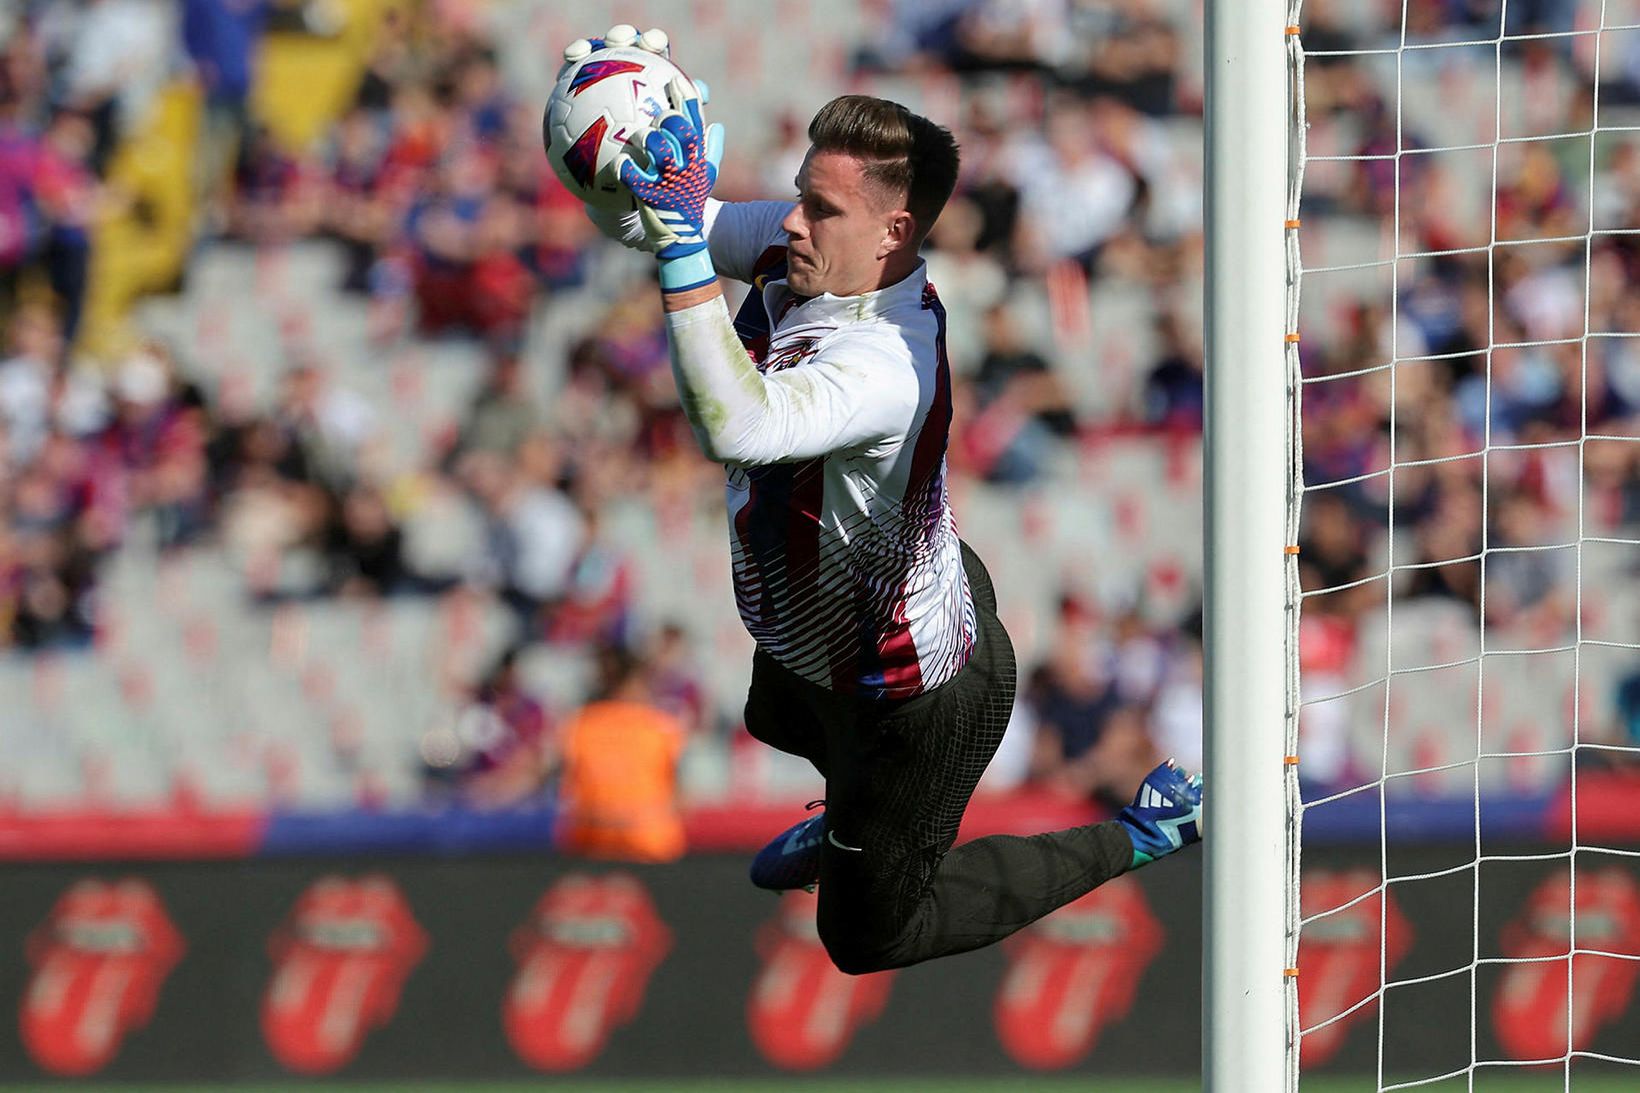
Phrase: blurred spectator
[
  {"left": 957, "top": 303, "right": 1074, "bottom": 483},
  {"left": 49, "top": 0, "right": 172, "bottom": 174},
  {"left": 319, "top": 107, "right": 393, "bottom": 293},
  {"left": 543, "top": 502, "right": 634, "bottom": 648},
  {"left": 645, "top": 622, "right": 710, "bottom": 738},
  {"left": 1140, "top": 312, "right": 1203, "bottom": 430},
  {"left": 1024, "top": 600, "right": 1120, "bottom": 791},
  {"left": 407, "top": 148, "right": 532, "bottom": 340},
  {"left": 0, "top": 302, "right": 65, "bottom": 465},
  {"left": 182, "top": 0, "right": 270, "bottom": 228},
  {"left": 230, "top": 122, "right": 320, "bottom": 242},
  {"left": 102, "top": 341, "right": 211, "bottom": 549},
  {"left": 458, "top": 445, "right": 584, "bottom": 626},
  {"left": 1009, "top": 96, "right": 1136, "bottom": 271},
  {"left": 32, "top": 111, "right": 97, "bottom": 342},
  {"left": 1063, "top": 4, "right": 1182, "bottom": 115},
  {"left": 324, "top": 483, "right": 409, "bottom": 597},
  {"left": 423, "top": 646, "right": 553, "bottom": 808},
  {"left": 452, "top": 350, "right": 540, "bottom": 459},
  {"left": 556, "top": 646, "right": 688, "bottom": 862}
]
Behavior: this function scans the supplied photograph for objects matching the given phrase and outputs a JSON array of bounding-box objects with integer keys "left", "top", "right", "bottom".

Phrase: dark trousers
[{"left": 743, "top": 542, "right": 1133, "bottom": 974}]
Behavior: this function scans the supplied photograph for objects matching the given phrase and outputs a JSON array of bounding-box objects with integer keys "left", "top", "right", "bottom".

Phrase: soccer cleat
[
  {"left": 1116, "top": 759, "right": 1203, "bottom": 869},
  {"left": 749, "top": 801, "right": 826, "bottom": 892}
]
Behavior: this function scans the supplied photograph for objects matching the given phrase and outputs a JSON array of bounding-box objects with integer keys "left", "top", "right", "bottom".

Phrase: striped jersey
[{"left": 687, "top": 199, "right": 976, "bottom": 700}]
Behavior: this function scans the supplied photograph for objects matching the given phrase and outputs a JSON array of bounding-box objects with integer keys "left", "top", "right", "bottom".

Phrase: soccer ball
[{"left": 543, "top": 40, "right": 696, "bottom": 210}]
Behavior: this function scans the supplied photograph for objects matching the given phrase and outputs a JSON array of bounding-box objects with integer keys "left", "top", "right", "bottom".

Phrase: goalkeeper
[{"left": 565, "top": 26, "right": 1202, "bottom": 974}]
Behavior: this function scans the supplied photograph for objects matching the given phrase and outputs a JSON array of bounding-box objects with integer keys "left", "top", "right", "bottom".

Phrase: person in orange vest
[{"left": 556, "top": 647, "right": 688, "bottom": 862}]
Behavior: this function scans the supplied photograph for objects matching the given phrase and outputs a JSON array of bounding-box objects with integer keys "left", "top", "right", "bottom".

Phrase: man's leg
[
  {"left": 814, "top": 544, "right": 1176, "bottom": 974},
  {"left": 743, "top": 647, "right": 830, "bottom": 776}
]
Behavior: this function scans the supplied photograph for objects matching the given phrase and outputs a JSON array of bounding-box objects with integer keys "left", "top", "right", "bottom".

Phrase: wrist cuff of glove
[{"left": 657, "top": 249, "right": 716, "bottom": 293}]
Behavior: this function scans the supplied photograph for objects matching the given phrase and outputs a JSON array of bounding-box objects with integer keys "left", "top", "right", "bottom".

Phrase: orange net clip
[
  {"left": 1286, "top": 25, "right": 1301, "bottom": 35},
  {"left": 1285, "top": 218, "right": 1302, "bottom": 229},
  {"left": 1285, "top": 333, "right": 1301, "bottom": 344},
  {"left": 1285, "top": 967, "right": 1301, "bottom": 978},
  {"left": 1285, "top": 755, "right": 1301, "bottom": 766}
]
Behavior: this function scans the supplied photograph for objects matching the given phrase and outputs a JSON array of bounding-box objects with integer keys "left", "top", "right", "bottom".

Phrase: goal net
[{"left": 1285, "top": 0, "right": 1640, "bottom": 1089}]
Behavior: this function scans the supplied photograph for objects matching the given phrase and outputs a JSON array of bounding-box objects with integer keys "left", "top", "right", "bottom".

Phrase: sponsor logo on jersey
[
  {"left": 993, "top": 877, "right": 1161, "bottom": 1069},
  {"left": 1493, "top": 866, "right": 1640, "bottom": 1060},
  {"left": 1297, "top": 868, "right": 1412, "bottom": 1067},
  {"left": 762, "top": 337, "right": 821, "bottom": 374},
  {"left": 20, "top": 878, "right": 185, "bottom": 1077},
  {"left": 746, "top": 888, "right": 895, "bottom": 1070},
  {"left": 503, "top": 872, "right": 671, "bottom": 1072},
  {"left": 261, "top": 874, "right": 427, "bottom": 1075}
]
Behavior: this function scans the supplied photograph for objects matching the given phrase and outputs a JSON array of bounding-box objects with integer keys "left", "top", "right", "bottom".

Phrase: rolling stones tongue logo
[
  {"left": 1297, "top": 869, "right": 1412, "bottom": 1067},
  {"left": 503, "top": 872, "right": 671, "bottom": 1072},
  {"left": 261, "top": 874, "right": 427, "bottom": 1075},
  {"left": 1493, "top": 866, "right": 1640, "bottom": 1061},
  {"left": 20, "top": 878, "right": 185, "bottom": 1077},
  {"left": 746, "top": 888, "right": 896, "bottom": 1070},
  {"left": 993, "top": 877, "right": 1162, "bottom": 1070}
]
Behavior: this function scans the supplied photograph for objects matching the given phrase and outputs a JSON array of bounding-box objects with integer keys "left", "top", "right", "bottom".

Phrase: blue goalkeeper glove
[{"left": 616, "top": 77, "right": 726, "bottom": 291}]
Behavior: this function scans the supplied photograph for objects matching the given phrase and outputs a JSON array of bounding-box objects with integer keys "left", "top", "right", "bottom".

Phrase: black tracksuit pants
[{"left": 743, "top": 542, "right": 1135, "bottom": 974}]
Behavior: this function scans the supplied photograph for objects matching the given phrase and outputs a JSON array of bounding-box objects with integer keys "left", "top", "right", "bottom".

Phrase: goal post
[
  {"left": 1202, "top": 1, "right": 1298, "bottom": 1090},
  {"left": 1236, "top": 0, "right": 1640, "bottom": 1086}
]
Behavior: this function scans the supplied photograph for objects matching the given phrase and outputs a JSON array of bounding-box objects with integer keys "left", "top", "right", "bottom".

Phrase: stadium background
[{"left": 0, "top": 0, "right": 1637, "bottom": 1087}]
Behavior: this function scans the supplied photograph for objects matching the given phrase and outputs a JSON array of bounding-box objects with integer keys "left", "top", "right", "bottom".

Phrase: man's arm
[
  {"left": 663, "top": 293, "right": 920, "bottom": 465},
  {"left": 615, "top": 81, "right": 919, "bottom": 465},
  {"left": 587, "top": 198, "right": 792, "bottom": 285}
]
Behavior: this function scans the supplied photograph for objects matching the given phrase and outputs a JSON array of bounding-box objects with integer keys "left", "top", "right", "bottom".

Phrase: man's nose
[{"left": 781, "top": 207, "right": 805, "bottom": 239}]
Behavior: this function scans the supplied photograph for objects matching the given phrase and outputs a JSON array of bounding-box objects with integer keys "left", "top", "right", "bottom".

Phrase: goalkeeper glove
[{"left": 616, "top": 78, "right": 725, "bottom": 291}]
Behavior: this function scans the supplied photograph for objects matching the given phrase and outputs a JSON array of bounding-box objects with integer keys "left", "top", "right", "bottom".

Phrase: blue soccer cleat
[
  {"left": 1117, "top": 759, "right": 1203, "bottom": 869},
  {"left": 749, "top": 801, "right": 825, "bottom": 892}
]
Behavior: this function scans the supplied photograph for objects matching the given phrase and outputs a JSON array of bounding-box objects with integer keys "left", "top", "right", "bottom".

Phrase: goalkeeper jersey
[{"left": 665, "top": 198, "right": 976, "bottom": 700}]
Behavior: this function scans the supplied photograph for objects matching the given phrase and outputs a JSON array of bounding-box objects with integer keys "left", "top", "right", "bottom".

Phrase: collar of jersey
[{"left": 769, "top": 260, "right": 927, "bottom": 324}]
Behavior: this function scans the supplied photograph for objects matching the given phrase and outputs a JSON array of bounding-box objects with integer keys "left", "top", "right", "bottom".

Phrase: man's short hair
[{"left": 807, "top": 95, "right": 961, "bottom": 240}]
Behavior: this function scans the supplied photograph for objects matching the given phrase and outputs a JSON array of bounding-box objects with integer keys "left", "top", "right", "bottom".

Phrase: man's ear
[{"left": 878, "top": 210, "right": 917, "bottom": 258}]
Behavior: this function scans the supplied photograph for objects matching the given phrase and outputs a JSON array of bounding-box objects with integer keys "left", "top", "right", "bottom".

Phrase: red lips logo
[
  {"left": 1297, "top": 868, "right": 1412, "bottom": 1067},
  {"left": 261, "top": 874, "right": 428, "bottom": 1075},
  {"left": 993, "top": 877, "right": 1163, "bottom": 1070},
  {"left": 1493, "top": 866, "right": 1640, "bottom": 1060},
  {"left": 503, "top": 872, "right": 672, "bottom": 1071},
  {"left": 20, "top": 878, "right": 185, "bottom": 1077},
  {"left": 746, "top": 888, "right": 896, "bottom": 1070}
]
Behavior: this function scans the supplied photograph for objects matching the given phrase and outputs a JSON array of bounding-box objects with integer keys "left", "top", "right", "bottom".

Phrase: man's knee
[
  {"left": 816, "top": 917, "right": 898, "bottom": 976},
  {"left": 815, "top": 888, "right": 914, "bottom": 975}
]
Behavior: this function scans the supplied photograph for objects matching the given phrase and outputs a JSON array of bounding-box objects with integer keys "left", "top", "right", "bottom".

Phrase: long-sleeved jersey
[{"left": 656, "top": 199, "right": 975, "bottom": 699}]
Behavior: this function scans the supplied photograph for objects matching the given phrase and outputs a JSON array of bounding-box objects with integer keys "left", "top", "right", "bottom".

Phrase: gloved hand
[
  {"left": 616, "top": 78, "right": 726, "bottom": 266},
  {"left": 560, "top": 22, "right": 671, "bottom": 68}
]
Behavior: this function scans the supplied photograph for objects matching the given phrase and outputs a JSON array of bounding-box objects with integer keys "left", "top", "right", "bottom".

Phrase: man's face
[{"left": 780, "top": 149, "right": 904, "bottom": 298}]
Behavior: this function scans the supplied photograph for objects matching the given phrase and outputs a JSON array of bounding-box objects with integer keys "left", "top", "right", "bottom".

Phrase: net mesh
[{"left": 1286, "top": 0, "right": 1640, "bottom": 1088}]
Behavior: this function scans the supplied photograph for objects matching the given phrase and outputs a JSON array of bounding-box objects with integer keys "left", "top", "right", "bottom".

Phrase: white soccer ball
[{"left": 543, "top": 43, "right": 695, "bottom": 211}]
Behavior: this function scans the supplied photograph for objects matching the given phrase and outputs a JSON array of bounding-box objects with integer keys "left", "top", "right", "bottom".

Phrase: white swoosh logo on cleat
[{"left": 827, "top": 830, "right": 864, "bottom": 853}]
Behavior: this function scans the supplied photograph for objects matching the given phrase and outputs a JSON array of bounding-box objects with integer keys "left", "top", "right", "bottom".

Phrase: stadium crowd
[{"left": 1, "top": 0, "right": 1637, "bottom": 820}]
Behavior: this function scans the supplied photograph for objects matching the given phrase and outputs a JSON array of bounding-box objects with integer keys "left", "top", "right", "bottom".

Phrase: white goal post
[
  {"left": 1210, "top": 0, "right": 1640, "bottom": 1088},
  {"left": 1202, "top": 1, "right": 1297, "bottom": 1090}
]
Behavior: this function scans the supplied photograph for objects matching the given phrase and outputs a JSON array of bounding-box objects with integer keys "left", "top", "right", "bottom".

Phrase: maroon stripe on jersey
[
  {"left": 732, "top": 245, "right": 789, "bottom": 366},
  {"left": 872, "top": 284, "right": 956, "bottom": 696},
  {"left": 750, "top": 244, "right": 788, "bottom": 279},
  {"left": 783, "top": 459, "right": 828, "bottom": 679},
  {"left": 736, "top": 456, "right": 827, "bottom": 671},
  {"left": 732, "top": 477, "right": 758, "bottom": 609}
]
